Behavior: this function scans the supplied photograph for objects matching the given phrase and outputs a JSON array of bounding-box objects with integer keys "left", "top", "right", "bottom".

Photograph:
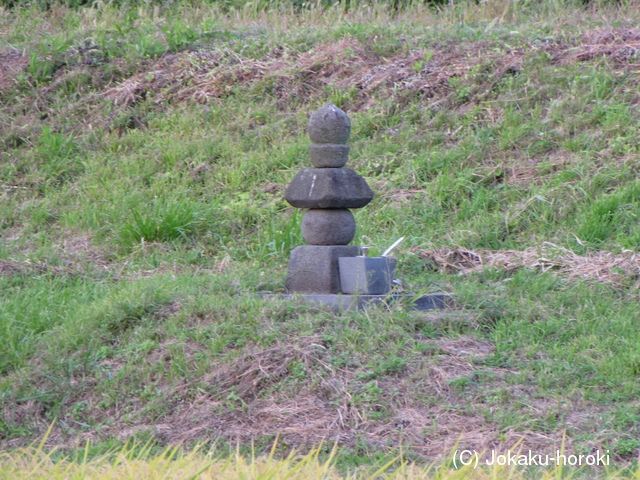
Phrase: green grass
[{"left": 2, "top": 0, "right": 640, "bottom": 477}]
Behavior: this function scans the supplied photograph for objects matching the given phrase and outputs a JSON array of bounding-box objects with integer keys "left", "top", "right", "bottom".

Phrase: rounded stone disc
[{"left": 301, "top": 209, "right": 355, "bottom": 245}]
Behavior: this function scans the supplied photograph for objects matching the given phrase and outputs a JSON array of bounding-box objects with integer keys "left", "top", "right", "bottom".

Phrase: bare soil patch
[
  {"left": 0, "top": 229, "right": 116, "bottom": 279},
  {"left": 0, "top": 49, "right": 27, "bottom": 92}
]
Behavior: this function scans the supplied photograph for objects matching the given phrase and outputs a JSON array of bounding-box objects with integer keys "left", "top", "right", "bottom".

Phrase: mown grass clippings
[{"left": 416, "top": 243, "right": 640, "bottom": 286}]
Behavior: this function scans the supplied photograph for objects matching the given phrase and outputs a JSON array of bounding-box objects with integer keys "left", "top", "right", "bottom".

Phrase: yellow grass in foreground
[{"left": 1, "top": 435, "right": 638, "bottom": 480}]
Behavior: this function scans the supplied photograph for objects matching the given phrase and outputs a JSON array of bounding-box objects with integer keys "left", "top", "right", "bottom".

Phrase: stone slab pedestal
[
  {"left": 264, "top": 293, "right": 453, "bottom": 312},
  {"left": 285, "top": 245, "right": 360, "bottom": 294}
]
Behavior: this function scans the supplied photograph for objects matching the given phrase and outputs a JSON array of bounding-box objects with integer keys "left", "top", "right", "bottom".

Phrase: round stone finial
[{"left": 308, "top": 104, "right": 351, "bottom": 145}]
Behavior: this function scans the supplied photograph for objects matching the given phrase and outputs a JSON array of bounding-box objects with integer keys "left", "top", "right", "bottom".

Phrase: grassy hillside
[{"left": 1, "top": 0, "right": 640, "bottom": 477}]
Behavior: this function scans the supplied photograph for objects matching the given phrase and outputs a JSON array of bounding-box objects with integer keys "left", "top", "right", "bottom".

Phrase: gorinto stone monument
[
  {"left": 278, "top": 104, "right": 450, "bottom": 311},
  {"left": 284, "top": 104, "right": 373, "bottom": 294}
]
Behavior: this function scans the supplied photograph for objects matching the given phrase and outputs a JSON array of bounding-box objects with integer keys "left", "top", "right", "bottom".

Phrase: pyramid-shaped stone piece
[{"left": 284, "top": 168, "right": 374, "bottom": 209}]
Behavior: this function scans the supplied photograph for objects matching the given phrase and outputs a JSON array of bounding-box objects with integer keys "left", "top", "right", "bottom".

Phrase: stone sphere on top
[
  {"left": 308, "top": 103, "right": 351, "bottom": 145},
  {"left": 307, "top": 104, "right": 351, "bottom": 168}
]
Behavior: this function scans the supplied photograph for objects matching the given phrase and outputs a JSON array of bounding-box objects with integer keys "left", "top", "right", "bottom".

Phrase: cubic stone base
[{"left": 286, "top": 245, "right": 359, "bottom": 294}]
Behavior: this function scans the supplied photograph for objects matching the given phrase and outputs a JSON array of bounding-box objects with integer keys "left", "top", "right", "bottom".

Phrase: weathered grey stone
[
  {"left": 284, "top": 168, "right": 374, "bottom": 209},
  {"left": 286, "top": 245, "right": 359, "bottom": 294},
  {"left": 301, "top": 209, "right": 355, "bottom": 245},
  {"left": 308, "top": 104, "right": 350, "bottom": 145},
  {"left": 308, "top": 144, "right": 349, "bottom": 168},
  {"left": 264, "top": 293, "right": 453, "bottom": 311}
]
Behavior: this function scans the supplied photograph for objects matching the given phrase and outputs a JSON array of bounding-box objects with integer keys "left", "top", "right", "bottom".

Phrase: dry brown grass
[
  {"left": 552, "top": 28, "right": 640, "bottom": 69},
  {"left": 3, "top": 330, "right": 583, "bottom": 461},
  {"left": 416, "top": 243, "right": 640, "bottom": 286},
  {"left": 35, "top": 335, "right": 579, "bottom": 461},
  {"left": 3, "top": 25, "right": 638, "bottom": 144},
  {"left": 97, "top": 27, "right": 640, "bottom": 112},
  {"left": 96, "top": 37, "right": 518, "bottom": 112}
]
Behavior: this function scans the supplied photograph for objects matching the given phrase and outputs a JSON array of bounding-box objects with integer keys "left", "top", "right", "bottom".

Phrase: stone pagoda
[{"left": 284, "top": 104, "right": 374, "bottom": 294}]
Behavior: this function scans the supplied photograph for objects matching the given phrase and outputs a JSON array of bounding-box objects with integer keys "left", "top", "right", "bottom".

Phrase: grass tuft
[{"left": 115, "top": 197, "right": 210, "bottom": 248}]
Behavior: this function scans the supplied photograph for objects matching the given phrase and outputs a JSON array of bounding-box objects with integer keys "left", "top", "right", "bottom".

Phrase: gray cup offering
[{"left": 338, "top": 256, "right": 397, "bottom": 295}]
